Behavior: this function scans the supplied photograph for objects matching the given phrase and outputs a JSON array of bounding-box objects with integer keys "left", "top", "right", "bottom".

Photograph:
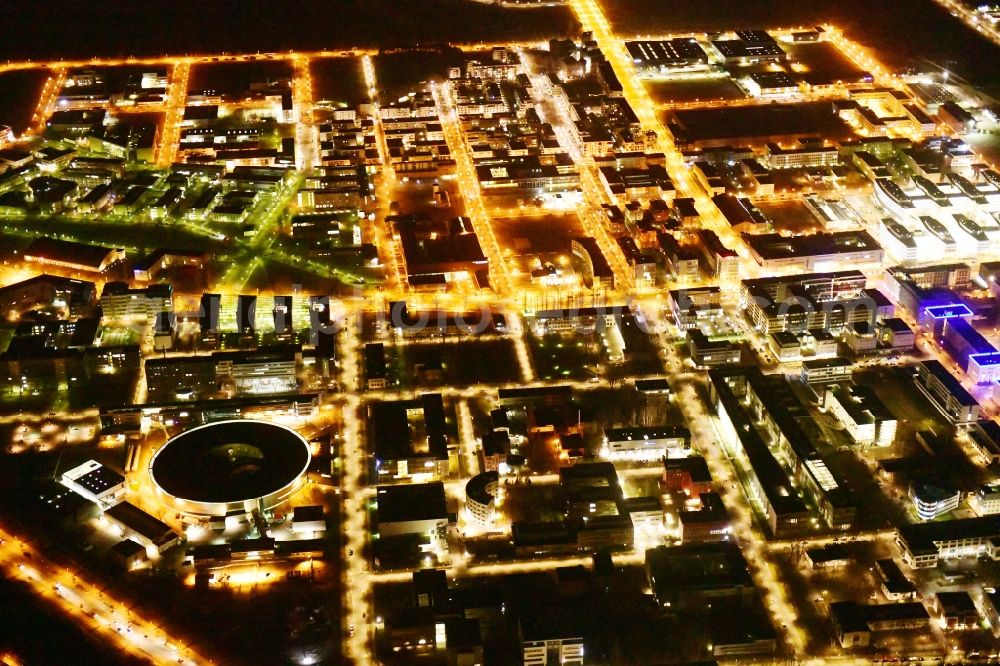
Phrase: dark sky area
[
  {"left": 0, "top": 0, "right": 578, "bottom": 60},
  {"left": 0, "top": 0, "right": 996, "bottom": 90}
]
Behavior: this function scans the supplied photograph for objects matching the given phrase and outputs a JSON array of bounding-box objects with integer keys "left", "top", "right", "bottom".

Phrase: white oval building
[{"left": 149, "top": 419, "right": 311, "bottom": 517}]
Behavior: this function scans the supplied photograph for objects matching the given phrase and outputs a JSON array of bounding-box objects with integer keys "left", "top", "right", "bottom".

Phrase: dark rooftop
[{"left": 376, "top": 482, "right": 447, "bottom": 525}]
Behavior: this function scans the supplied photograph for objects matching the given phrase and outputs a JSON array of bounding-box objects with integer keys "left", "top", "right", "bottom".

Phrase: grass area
[
  {"left": 493, "top": 213, "right": 584, "bottom": 290},
  {"left": 0, "top": 214, "right": 230, "bottom": 256},
  {"left": 0, "top": 364, "right": 139, "bottom": 415},
  {"left": 387, "top": 338, "right": 522, "bottom": 389},
  {"left": 391, "top": 179, "right": 463, "bottom": 221},
  {"left": 493, "top": 213, "right": 584, "bottom": 255},
  {"left": 374, "top": 49, "right": 467, "bottom": 101},
  {"left": 0, "top": 1, "right": 578, "bottom": 62},
  {"left": 97, "top": 326, "right": 142, "bottom": 347},
  {"left": 528, "top": 332, "right": 603, "bottom": 381},
  {"left": 966, "top": 132, "right": 1000, "bottom": 168}
]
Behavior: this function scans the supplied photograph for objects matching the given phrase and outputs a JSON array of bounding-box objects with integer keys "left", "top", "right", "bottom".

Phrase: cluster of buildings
[
  {"left": 449, "top": 53, "right": 580, "bottom": 200},
  {"left": 52, "top": 458, "right": 181, "bottom": 570},
  {"left": 739, "top": 270, "right": 892, "bottom": 335},
  {"left": 0, "top": 138, "right": 299, "bottom": 232},
  {"left": 180, "top": 101, "right": 296, "bottom": 167},
  {"left": 316, "top": 106, "right": 380, "bottom": 170},
  {"left": 380, "top": 88, "right": 454, "bottom": 176},
  {"left": 58, "top": 68, "right": 169, "bottom": 109},
  {"left": 709, "top": 366, "right": 855, "bottom": 535},
  {"left": 544, "top": 35, "right": 655, "bottom": 157}
]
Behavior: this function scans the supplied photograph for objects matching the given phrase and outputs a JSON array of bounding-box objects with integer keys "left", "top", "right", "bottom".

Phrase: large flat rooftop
[{"left": 667, "top": 102, "right": 854, "bottom": 146}]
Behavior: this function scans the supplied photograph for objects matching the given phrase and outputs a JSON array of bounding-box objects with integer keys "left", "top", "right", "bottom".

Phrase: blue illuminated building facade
[{"left": 925, "top": 302, "right": 1000, "bottom": 384}]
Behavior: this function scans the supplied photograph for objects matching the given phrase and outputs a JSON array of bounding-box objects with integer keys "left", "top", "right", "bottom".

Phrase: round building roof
[
  {"left": 466, "top": 470, "right": 499, "bottom": 506},
  {"left": 150, "top": 420, "right": 310, "bottom": 507}
]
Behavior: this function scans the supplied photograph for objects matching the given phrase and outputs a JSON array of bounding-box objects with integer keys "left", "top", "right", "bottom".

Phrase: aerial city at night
[{"left": 1, "top": 0, "right": 1000, "bottom": 664}]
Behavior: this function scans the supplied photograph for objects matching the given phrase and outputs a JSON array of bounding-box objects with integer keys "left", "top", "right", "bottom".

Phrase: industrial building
[
  {"left": 742, "top": 230, "right": 884, "bottom": 273},
  {"left": 24, "top": 237, "right": 123, "bottom": 273},
  {"left": 896, "top": 515, "right": 1000, "bottom": 568},
  {"left": 375, "top": 482, "right": 449, "bottom": 539},
  {"left": 625, "top": 39, "right": 709, "bottom": 73},
  {"left": 60, "top": 459, "right": 125, "bottom": 506},
  {"left": 370, "top": 394, "right": 453, "bottom": 481}
]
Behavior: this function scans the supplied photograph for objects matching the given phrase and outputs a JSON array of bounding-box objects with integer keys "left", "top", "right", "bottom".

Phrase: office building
[
  {"left": 908, "top": 478, "right": 962, "bottom": 520},
  {"left": 602, "top": 425, "right": 690, "bottom": 460},
  {"left": 697, "top": 229, "right": 740, "bottom": 282},
  {"left": 662, "top": 456, "right": 713, "bottom": 496},
  {"left": 678, "top": 492, "right": 730, "bottom": 542},
  {"left": 99, "top": 282, "right": 172, "bottom": 321},
  {"left": 710, "top": 367, "right": 854, "bottom": 535},
  {"left": 465, "top": 471, "right": 500, "bottom": 529},
  {"left": 740, "top": 271, "right": 877, "bottom": 335},
  {"left": 645, "top": 542, "right": 755, "bottom": 609},
  {"left": 370, "top": 394, "right": 453, "bottom": 480},
  {"left": 375, "top": 482, "right": 449, "bottom": 539},
  {"left": 687, "top": 329, "right": 741, "bottom": 367},
  {"left": 830, "top": 602, "right": 930, "bottom": 647},
  {"left": 913, "top": 360, "right": 981, "bottom": 425},
  {"left": 668, "top": 286, "right": 723, "bottom": 330},
  {"left": 895, "top": 515, "right": 1000, "bottom": 568},
  {"left": 824, "top": 383, "right": 896, "bottom": 446},
  {"left": 971, "top": 484, "right": 1000, "bottom": 516},
  {"left": 969, "top": 420, "right": 1000, "bottom": 465},
  {"left": 875, "top": 559, "right": 917, "bottom": 601}
]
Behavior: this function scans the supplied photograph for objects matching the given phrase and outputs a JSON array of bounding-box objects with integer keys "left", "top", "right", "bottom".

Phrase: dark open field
[
  {"left": 0, "top": 1, "right": 579, "bottom": 61},
  {"left": 188, "top": 60, "right": 293, "bottom": 97},
  {"left": 0, "top": 69, "right": 49, "bottom": 133},
  {"left": 310, "top": 57, "right": 367, "bottom": 107}
]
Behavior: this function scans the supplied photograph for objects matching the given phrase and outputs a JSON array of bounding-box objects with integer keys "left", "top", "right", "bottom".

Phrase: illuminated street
[{"left": 0, "top": 523, "right": 212, "bottom": 665}]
